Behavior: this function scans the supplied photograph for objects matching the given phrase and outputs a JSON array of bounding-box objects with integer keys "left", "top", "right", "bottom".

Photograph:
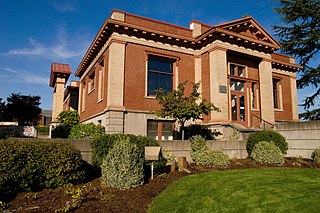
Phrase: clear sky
[{"left": 0, "top": 0, "right": 318, "bottom": 111}]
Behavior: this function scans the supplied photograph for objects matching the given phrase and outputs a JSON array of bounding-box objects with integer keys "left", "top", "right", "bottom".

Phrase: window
[
  {"left": 147, "top": 120, "right": 174, "bottom": 140},
  {"left": 89, "top": 71, "right": 95, "bottom": 92},
  {"left": 81, "top": 82, "right": 86, "bottom": 112},
  {"left": 98, "top": 59, "right": 104, "bottom": 101},
  {"left": 273, "top": 79, "right": 280, "bottom": 109},
  {"left": 98, "top": 69, "right": 103, "bottom": 101},
  {"left": 229, "top": 64, "right": 245, "bottom": 77},
  {"left": 251, "top": 82, "right": 258, "bottom": 109},
  {"left": 147, "top": 55, "right": 173, "bottom": 96}
]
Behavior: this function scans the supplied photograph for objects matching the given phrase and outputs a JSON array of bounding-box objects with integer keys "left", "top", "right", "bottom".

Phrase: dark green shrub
[
  {"left": 251, "top": 141, "right": 284, "bottom": 164},
  {"left": 68, "top": 123, "right": 105, "bottom": 140},
  {"left": 311, "top": 148, "right": 320, "bottom": 163},
  {"left": 90, "top": 134, "right": 159, "bottom": 167},
  {"left": 189, "top": 135, "right": 229, "bottom": 167},
  {"left": 101, "top": 140, "right": 144, "bottom": 189},
  {"left": 51, "top": 125, "right": 71, "bottom": 138},
  {"left": 247, "top": 130, "right": 288, "bottom": 156},
  {"left": 0, "top": 139, "right": 85, "bottom": 200},
  {"left": 174, "top": 124, "right": 219, "bottom": 140}
]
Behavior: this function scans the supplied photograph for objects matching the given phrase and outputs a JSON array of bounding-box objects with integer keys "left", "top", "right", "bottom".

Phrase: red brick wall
[
  {"left": 125, "top": 14, "right": 192, "bottom": 38},
  {"left": 201, "top": 53, "right": 211, "bottom": 123},
  {"left": 124, "top": 43, "right": 195, "bottom": 111},
  {"left": 80, "top": 52, "right": 108, "bottom": 121}
]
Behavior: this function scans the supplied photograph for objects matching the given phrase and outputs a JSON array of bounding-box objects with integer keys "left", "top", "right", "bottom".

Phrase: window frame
[
  {"left": 272, "top": 78, "right": 282, "bottom": 110},
  {"left": 146, "top": 54, "right": 176, "bottom": 97},
  {"left": 89, "top": 71, "right": 95, "bottom": 93}
]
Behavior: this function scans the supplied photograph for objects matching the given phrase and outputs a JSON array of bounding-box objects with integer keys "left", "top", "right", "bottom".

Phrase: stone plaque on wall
[{"left": 219, "top": 85, "right": 227, "bottom": 93}]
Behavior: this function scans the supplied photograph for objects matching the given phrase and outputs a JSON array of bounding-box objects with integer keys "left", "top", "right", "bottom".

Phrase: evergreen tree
[
  {"left": 155, "top": 81, "right": 219, "bottom": 140},
  {"left": 273, "top": 0, "right": 320, "bottom": 120},
  {"left": 5, "top": 93, "right": 41, "bottom": 125}
]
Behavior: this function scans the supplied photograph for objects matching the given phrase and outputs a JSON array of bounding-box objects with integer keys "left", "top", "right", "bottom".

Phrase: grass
[{"left": 148, "top": 168, "right": 320, "bottom": 213}]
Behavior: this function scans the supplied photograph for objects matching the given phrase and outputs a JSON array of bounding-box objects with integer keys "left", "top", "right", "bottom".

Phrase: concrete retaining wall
[
  {"left": 159, "top": 140, "right": 247, "bottom": 162},
  {"left": 275, "top": 121, "right": 320, "bottom": 158}
]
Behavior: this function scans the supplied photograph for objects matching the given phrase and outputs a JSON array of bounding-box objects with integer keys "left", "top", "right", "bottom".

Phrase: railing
[{"left": 251, "top": 114, "right": 274, "bottom": 130}]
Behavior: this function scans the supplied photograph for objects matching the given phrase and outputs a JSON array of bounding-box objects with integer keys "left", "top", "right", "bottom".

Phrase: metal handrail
[{"left": 251, "top": 114, "right": 274, "bottom": 130}]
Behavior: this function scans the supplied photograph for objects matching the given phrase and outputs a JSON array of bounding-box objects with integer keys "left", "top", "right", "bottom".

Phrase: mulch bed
[{"left": 6, "top": 158, "right": 320, "bottom": 213}]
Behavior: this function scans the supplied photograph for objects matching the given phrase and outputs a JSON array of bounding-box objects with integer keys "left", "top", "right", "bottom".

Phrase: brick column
[
  {"left": 106, "top": 40, "right": 126, "bottom": 133},
  {"left": 52, "top": 77, "right": 65, "bottom": 122},
  {"left": 209, "top": 47, "right": 228, "bottom": 122},
  {"left": 259, "top": 59, "right": 275, "bottom": 124},
  {"left": 290, "top": 74, "right": 299, "bottom": 121}
]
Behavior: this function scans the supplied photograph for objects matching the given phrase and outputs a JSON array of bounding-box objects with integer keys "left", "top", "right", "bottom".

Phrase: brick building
[{"left": 50, "top": 10, "right": 301, "bottom": 140}]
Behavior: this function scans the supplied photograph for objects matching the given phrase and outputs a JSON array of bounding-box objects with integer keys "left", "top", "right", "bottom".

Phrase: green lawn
[{"left": 148, "top": 168, "right": 320, "bottom": 213}]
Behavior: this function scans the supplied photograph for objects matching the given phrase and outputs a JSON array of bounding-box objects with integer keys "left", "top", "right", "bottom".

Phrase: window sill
[
  {"left": 251, "top": 108, "right": 260, "bottom": 111},
  {"left": 274, "top": 108, "right": 283, "bottom": 112},
  {"left": 145, "top": 95, "right": 156, "bottom": 100},
  {"left": 98, "top": 99, "right": 103, "bottom": 103}
]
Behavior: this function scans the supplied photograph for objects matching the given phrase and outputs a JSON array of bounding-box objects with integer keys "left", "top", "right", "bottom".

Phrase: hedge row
[{"left": 0, "top": 139, "right": 85, "bottom": 200}]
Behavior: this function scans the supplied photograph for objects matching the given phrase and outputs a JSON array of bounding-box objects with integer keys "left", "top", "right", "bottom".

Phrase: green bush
[
  {"left": 251, "top": 141, "right": 284, "bottom": 164},
  {"left": 68, "top": 123, "right": 105, "bottom": 140},
  {"left": 247, "top": 130, "right": 288, "bottom": 156},
  {"left": 189, "top": 135, "right": 229, "bottom": 167},
  {"left": 174, "top": 124, "right": 219, "bottom": 140},
  {"left": 90, "top": 134, "right": 159, "bottom": 167},
  {"left": 51, "top": 125, "right": 71, "bottom": 138},
  {"left": 311, "top": 148, "right": 320, "bottom": 163},
  {"left": 58, "top": 110, "right": 79, "bottom": 126},
  {"left": 101, "top": 140, "right": 144, "bottom": 189},
  {"left": 189, "top": 135, "right": 209, "bottom": 162},
  {"left": 198, "top": 150, "right": 230, "bottom": 167},
  {"left": 0, "top": 139, "right": 85, "bottom": 200}
]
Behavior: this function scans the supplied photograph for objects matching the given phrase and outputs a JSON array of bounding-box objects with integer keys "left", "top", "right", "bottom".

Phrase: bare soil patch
[{"left": 7, "top": 158, "right": 320, "bottom": 213}]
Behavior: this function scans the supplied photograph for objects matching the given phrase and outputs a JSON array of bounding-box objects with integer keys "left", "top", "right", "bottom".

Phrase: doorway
[{"left": 230, "top": 79, "right": 248, "bottom": 127}]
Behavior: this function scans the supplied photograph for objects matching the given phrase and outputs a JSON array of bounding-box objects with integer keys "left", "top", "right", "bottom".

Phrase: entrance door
[{"left": 230, "top": 79, "right": 248, "bottom": 126}]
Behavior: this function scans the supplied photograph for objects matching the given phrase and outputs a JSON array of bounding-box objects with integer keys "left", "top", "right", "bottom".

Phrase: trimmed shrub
[
  {"left": 0, "top": 139, "right": 85, "bottom": 200},
  {"left": 198, "top": 150, "right": 230, "bottom": 167},
  {"left": 247, "top": 130, "right": 288, "bottom": 156},
  {"left": 69, "top": 123, "right": 105, "bottom": 140},
  {"left": 251, "top": 141, "right": 284, "bottom": 164},
  {"left": 311, "top": 148, "right": 320, "bottom": 163},
  {"left": 101, "top": 140, "right": 144, "bottom": 189},
  {"left": 90, "top": 134, "right": 159, "bottom": 167},
  {"left": 189, "top": 135, "right": 229, "bottom": 167}
]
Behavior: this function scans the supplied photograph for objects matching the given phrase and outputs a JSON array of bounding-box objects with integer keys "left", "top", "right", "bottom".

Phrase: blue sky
[{"left": 0, "top": 0, "right": 318, "bottom": 111}]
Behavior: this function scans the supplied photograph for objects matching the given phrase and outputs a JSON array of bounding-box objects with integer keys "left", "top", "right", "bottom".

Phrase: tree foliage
[
  {"left": 4, "top": 93, "right": 41, "bottom": 125},
  {"left": 58, "top": 110, "right": 80, "bottom": 127},
  {"left": 155, "top": 81, "right": 219, "bottom": 137},
  {"left": 273, "top": 0, "right": 320, "bottom": 120}
]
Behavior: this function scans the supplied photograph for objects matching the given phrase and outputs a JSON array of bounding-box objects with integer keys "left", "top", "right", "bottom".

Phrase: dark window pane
[
  {"left": 147, "top": 120, "right": 158, "bottom": 140},
  {"left": 147, "top": 72, "right": 173, "bottom": 95},
  {"left": 231, "top": 95, "right": 237, "bottom": 121},
  {"left": 239, "top": 95, "right": 245, "bottom": 121},
  {"left": 238, "top": 66, "right": 244, "bottom": 77},
  {"left": 148, "top": 57, "right": 173, "bottom": 73},
  {"left": 230, "top": 64, "right": 235, "bottom": 75}
]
